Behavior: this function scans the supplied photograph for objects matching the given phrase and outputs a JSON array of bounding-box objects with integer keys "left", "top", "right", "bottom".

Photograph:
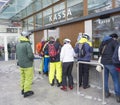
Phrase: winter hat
[
  {"left": 109, "top": 33, "right": 118, "bottom": 39},
  {"left": 49, "top": 36, "right": 55, "bottom": 41}
]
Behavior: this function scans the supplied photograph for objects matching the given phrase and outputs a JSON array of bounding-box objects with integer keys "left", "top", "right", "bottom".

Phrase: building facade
[{"left": 12, "top": 0, "right": 120, "bottom": 59}]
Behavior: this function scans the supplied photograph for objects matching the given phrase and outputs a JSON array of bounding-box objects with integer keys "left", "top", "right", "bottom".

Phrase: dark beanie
[{"left": 109, "top": 33, "right": 118, "bottom": 39}]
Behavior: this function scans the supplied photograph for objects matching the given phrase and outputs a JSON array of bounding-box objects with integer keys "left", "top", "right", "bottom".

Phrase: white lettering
[
  {"left": 62, "top": 10, "right": 65, "bottom": 18},
  {"left": 48, "top": 8, "right": 72, "bottom": 22},
  {"left": 54, "top": 14, "right": 57, "bottom": 21},
  {"left": 49, "top": 16, "right": 52, "bottom": 22},
  {"left": 58, "top": 12, "right": 61, "bottom": 20},
  {"left": 67, "top": 8, "right": 72, "bottom": 16},
  {"left": 99, "top": 18, "right": 110, "bottom": 24}
]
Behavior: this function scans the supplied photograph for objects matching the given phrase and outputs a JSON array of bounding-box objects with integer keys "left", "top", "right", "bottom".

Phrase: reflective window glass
[
  {"left": 7, "top": 36, "right": 18, "bottom": 60},
  {"left": 35, "top": 13, "right": 43, "bottom": 28},
  {"left": 27, "top": 4, "right": 33, "bottom": 16},
  {"left": 88, "top": 0, "right": 112, "bottom": 14},
  {"left": 28, "top": 17, "right": 34, "bottom": 30},
  {"left": 43, "top": 8, "right": 52, "bottom": 26},
  {"left": 67, "top": 0, "right": 83, "bottom": 20},
  {"left": 0, "top": 36, "right": 4, "bottom": 61},
  {"left": 33, "top": 0, "right": 42, "bottom": 12},
  {"left": 53, "top": 2, "right": 65, "bottom": 23},
  {"left": 21, "top": 9, "right": 27, "bottom": 18},
  {"left": 116, "top": 0, "right": 120, "bottom": 7},
  {"left": 22, "top": 19, "right": 28, "bottom": 31},
  {"left": 52, "top": 0, "right": 59, "bottom": 3},
  {"left": 92, "top": 15, "right": 120, "bottom": 47},
  {"left": 42, "top": 0, "right": 52, "bottom": 8}
]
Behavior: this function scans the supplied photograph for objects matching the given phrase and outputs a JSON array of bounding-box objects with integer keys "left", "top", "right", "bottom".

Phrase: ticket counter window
[{"left": 92, "top": 15, "right": 120, "bottom": 59}]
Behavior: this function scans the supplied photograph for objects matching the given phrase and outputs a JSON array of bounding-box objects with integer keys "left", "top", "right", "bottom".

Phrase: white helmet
[
  {"left": 64, "top": 38, "right": 71, "bottom": 43},
  {"left": 21, "top": 31, "right": 32, "bottom": 37},
  {"left": 82, "top": 33, "right": 90, "bottom": 40}
]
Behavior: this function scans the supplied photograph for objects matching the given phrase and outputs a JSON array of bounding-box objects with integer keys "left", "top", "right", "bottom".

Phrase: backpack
[
  {"left": 112, "top": 45, "right": 120, "bottom": 67},
  {"left": 78, "top": 43, "right": 86, "bottom": 58},
  {"left": 36, "top": 42, "right": 43, "bottom": 54},
  {"left": 48, "top": 42, "right": 57, "bottom": 57}
]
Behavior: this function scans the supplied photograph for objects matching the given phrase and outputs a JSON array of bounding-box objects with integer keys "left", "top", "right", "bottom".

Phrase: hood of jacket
[
  {"left": 79, "top": 38, "right": 87, "bottom": 43},
  {"left": 19, "top": 36, "right": 30, "bottom": 42},
  {"left": 102, "top": 36, "right": 112, "bottom": 45},
  {"left": 79, "top": 37, "right": 92, "bottom": 47},
  {"left": 102, "top": 36, "right": 112, "bottom": 42}
]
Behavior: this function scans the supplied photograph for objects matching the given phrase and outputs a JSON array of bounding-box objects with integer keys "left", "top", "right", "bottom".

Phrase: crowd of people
[{"left": 16, "top": 31, "right": 120, "bottom": 103}]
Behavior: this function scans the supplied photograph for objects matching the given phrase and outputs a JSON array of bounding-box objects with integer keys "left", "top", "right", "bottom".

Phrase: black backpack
[{"left": 112, "top": 45, "right": 120, "bottom": 67}]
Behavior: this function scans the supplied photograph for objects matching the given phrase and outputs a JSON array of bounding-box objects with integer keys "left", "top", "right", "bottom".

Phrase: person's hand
[{"left": 116, "top": 67, "right": 120, "bottom": 72}]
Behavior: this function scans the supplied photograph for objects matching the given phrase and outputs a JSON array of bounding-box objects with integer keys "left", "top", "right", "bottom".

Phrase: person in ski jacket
[
  {"left": 99, "top": 34, "right": 120, "bottom": 103},
  {"left": 16, "top": 31, "right": 34, "bottom": 97},
  {"left": 45, "top": 36, "right": 62, "bottom": 87},
  {"left": 74, "top": 33, "right": 93, "bottom": 89},
  {"left": 60, "top": 38, "right": 75, "bottom": 91}
]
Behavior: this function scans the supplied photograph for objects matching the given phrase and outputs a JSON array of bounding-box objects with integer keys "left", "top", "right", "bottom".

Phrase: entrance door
[
  {"left": 44, "top": 28, "right": 59, "bottom": 40},
  {"left": 0, "top": 36, "right": 4, "bottom": 61},
  {"left": 0, "top": 35, "right": 19, "bottom": 61},
  {"left": 0, "top": 27, "right": 21, "bottom": 61}
]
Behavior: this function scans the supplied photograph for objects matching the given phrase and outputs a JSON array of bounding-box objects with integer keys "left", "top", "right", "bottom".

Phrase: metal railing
[
  {"left": 33, "top": 55, "right": 44, "bottom": 81},
  {"left": 76, "top": 61, "right": 106, "bottom": 105}
]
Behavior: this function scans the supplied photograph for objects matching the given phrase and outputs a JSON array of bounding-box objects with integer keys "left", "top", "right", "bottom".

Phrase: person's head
[
  {"left": 82, "top": 33, "right": 90, "bottom": 40},
  {"left": 49, "top": 36, "right": 55, "bottom": 42},
  {"left": 63, "top": 38, "right": 71, "bottom": 44},
  {"left": 109, "top": 33, "right": 118, "bottom": 40},
  {"left": 21, "top": 31, "right": 32, "bottom": 39},
  {"left": 77, "top": 32, "right": 82, "bottom": 42}
]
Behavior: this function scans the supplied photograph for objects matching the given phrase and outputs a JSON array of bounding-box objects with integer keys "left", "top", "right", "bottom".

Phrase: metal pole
[
  {"left": 101, "top": 65, "right": 106, "bottom": 104},
  {"left": 77, "top": 62, "right": 79, "bottom": 94},
  {"left": 76, "top": 61, "right": 106, "bottom": 104}
]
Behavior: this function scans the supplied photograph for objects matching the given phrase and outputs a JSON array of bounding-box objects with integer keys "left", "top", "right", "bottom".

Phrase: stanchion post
[
  {"left": 101, "top": 64, "right": 106, "bottom": 104},
  {"left": 76, "top": 61, "right": 106, "bottom": 104},
  {"left": 77, "top": 62, "right": 79, "bottom": 94}
]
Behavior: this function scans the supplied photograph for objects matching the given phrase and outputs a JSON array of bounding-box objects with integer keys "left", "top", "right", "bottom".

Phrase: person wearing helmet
[
  {"left": 82, "top": 33, "right": 92, "bottom": 47},
  {"left": 60, "top": 38, "right": 75, "bottom": 91},
  {"left": 16, "top": 31, "right": 34, "bottom": 97},
  {"left": 74, "top": 33, "right": 93, "bottom": 89}
]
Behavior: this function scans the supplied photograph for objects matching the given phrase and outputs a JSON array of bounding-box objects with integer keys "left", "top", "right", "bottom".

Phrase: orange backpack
[{"left": 36, "top": 42, "right": 42, "bottom": 54}]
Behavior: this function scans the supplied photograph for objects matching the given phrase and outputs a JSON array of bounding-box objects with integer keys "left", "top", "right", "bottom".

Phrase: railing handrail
[{"left": 76, "top": 60, "right": 106, "bottom": 105}]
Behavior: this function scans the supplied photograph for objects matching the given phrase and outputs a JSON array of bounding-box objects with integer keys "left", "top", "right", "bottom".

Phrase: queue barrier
[
  {"left": 76, "top": 61, "right": 106, "bottom": 105},
  {"left": 33, "top": 55, "right": 44, "bottom": 81}
]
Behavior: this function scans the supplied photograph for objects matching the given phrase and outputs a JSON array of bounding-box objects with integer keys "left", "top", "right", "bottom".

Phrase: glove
[{"left": 116, "top": 67, "right": 120, "bottom": 72}]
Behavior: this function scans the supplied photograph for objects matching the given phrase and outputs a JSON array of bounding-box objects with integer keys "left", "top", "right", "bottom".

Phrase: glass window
[
  {"left": 52, "top": 0, "right": 59, "bottom": 3},
  {"left": 92, "top": 15, "right": 120, "bottom": 59},
  {"left": 27, "top": 4, "right": 33, "bottom": 16},
  {"left": 7, "top": 36, "right": 18, "bottom": 60},
  {"left": 0, "top": 36, "right": 4, "bottom": 60},
  {"left": 28, "top": 17, "right": 34, "bottom": 30},
  {"left": 116, "top": 0, "right": 120, "bottom": 7},
  {"left": 21, "top": 9, "right": 27, "bottom": 19},
  {"left": 53, "top": 2, "right": 65, "bottom": 23},
  {"left": 43, "top": 8, "right": 52, "bottom": 26},
  {"left": 88, "top": 0, "right": 112, "bottom": 14},
  {"left": 33, "top": 0, "right": 42, "bottom": 12},
  {"left": 67, "top": 0, "right": 83, "bottom": 20},
  {"left": 22, "top": 19, "right": 28, "bottom": 31},
  {"left": 42, "top": 0, "right": 52, "bottom": 8},
  {"left": 35, "top": 13, "right": 43, "bottom": 28}
]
